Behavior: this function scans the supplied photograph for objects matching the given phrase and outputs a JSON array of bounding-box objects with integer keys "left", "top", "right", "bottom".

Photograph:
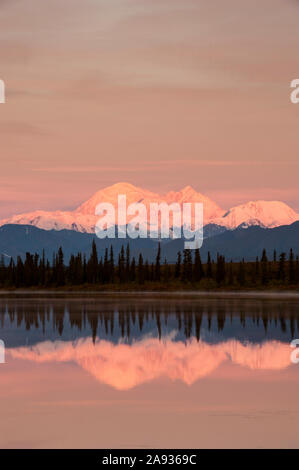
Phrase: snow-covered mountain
[
  {"left": 0, "top": 183, "right": 224, "bottom": 233},
  {"left": 0, "top": 210, "right": 98, "bottom": 233},
  {"left": 76, "top": 182, "right": 162, "bottom": 215},
  {"left": 165, "top": 185, "right": 223, "bottom": 220},
  {"left": 213, "top": 200, "right": 299, "bottom": 230},
  {"left": 0, "top": 182, "right": 298, "bottom": 233}
]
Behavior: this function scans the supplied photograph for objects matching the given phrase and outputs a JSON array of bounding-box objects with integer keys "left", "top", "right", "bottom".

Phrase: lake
[{"left": 0, "top": 292, "right": 298, "bottom": 449}]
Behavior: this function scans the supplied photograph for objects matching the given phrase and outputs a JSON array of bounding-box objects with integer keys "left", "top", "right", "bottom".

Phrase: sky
[{"left": 0, "top": 0, "right": 299, "bottom": 218}]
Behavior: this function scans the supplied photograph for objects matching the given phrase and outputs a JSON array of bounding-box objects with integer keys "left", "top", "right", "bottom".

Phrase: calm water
[{"left": 0, "top": 293, "right": 299, "bottom": 449}]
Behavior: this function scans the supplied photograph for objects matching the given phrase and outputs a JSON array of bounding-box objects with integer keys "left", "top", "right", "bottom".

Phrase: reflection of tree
[
  {"left": 87, "top": 312, "right": 98, "bottom": 344},
  {"left": 290, "top": 315, "right": 295, "bottom": 338},
  {"left": 0, "top": 298, "right": 298, "bottom": 342},
  {"left": 217, "top": 308, "right": 226, "bottom": 332},
  {"left": 195, "top": 314, "right": 202, "bottom": 341},
  {"left": 138, "top": 310, "right": 144, "bottom": 332},
  {"left": 53, "top": 305, "right": 64, "bottom": 336},
  {"left": 155, "top": 311, "right": 161, "bottom": 340}
]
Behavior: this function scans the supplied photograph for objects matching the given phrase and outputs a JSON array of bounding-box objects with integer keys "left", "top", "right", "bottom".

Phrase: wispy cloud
[{"left": 32, "top": 159, "right": 299, "bottom": 173}]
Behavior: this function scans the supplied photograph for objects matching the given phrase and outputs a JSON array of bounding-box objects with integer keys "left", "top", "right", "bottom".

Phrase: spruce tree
[
  {"left": 138, "top": 254, "right": 144, "bottom": 285},
  {"left": 175, "top": 251, "right": 181, "bottom": 279},
  {"left": 125, "top": 244, "right": 130, "bottom": 277},
  {"left": 90, "top": 240, "right": 98, "bottom": 283},
  {"left": 295, "top": 256, "right": 299, "bottom": 284},
  {"left": 83, "top": 254, "right": 87, "bottom": 283},
  {"left": 16, "top": 256, "right": 24, "bottom": 288},
  {"left": 228, "top": 260, "right": 234, "bottom": 285},
  {"left": 194, "top": 249, "right": 204, "bottom": 282},
  {"left": 216, "top": 254, "right": 226, "bottom": 285},
  {"left": 104, "top": 248, "right": 109, "bottom": 283},
  {"left": 118, "top": 245, "right": 125, "bottom": 283},
  {"left": 144, "top": 260, "right": 150, "bottom": 282},
  {"left": 261, "top": 249, "right": 268, "bottom": 285},
  {"left": 237, "top": 259, "right": 246, "bottom": 286},
  {"left": 110, "top": 246, "right": 114, "bottom": 283},
  {"left": 289, "top": 248, "right": 295, "bottom": 284},
  {"left": 130, "top": 257, "right": 136, "bottom": 282},
  {"left": 163, "top": 257, "right": 170, "bottom": 282},
  {"left": 56, "top": 247, "right": 65, "bottom": 286},
  {"left": 40, "top": 250, "right": 46, "bottom": 286},
  {"left": 206, "top": 252, "right": 212, "bottom": 278},
  {"left": 278, "top": 252, "right": 286, "bottom": 282},
  {"left": 255, "top": 256, "right": 260, "bottom": 283},
  {"left": 182, "top": 249, "right": 192, "bottom": 282},
  {"left": 98, "top": 257, "right": 103, "bottom": 283},
  {"left": 155, "top": 243, "right": 161, "bottom": 282}
]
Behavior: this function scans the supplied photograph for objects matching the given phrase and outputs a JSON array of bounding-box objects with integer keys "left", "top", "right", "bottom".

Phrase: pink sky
[{"left": 0, "top": 0, "right": 299, "bottom": 218}]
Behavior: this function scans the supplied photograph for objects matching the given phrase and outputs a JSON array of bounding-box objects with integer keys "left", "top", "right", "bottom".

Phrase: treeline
[{"left": 0, "top": 242, "right": 299, "bottom": 289}]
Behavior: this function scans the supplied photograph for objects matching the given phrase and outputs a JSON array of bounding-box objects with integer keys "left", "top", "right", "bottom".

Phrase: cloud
[
  {"left": 0, "top": 122, "right": 47, "bottom": 136},
  {"left": 32, "top": 159, "right": 299, "bottom": 174}
]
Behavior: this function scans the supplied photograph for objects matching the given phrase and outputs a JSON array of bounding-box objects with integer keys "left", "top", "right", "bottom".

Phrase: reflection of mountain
[{"left": 8, "top": 337, "right": 293, "bottom": 390}]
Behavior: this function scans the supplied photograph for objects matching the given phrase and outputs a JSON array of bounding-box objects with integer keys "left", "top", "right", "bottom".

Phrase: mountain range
[
  {"left": 1, "top": 182, "right": 298, "bottom": 232},
  {"left": 0, "top": 222, "right": 298, "bottom": 263},
  {"left": 0, "top": 182, "right": 298, "bottom": 262}
]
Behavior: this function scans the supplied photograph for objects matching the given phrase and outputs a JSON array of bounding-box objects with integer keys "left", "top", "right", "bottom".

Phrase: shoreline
[{"left": 0, "top": 288, "right": 299, "bottom": 299}]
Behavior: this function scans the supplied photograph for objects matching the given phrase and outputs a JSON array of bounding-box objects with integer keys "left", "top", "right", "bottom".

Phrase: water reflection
[
  {"left": 1, "top": 296, "right": 299, "bottom": 448},
  {"left": 8, "top": 337, "right": 293, "bottom": 390},
  {"left": 1, "top": 297, "right": 299, "bottom": 346},
  {"left": 1, "top": 297, "right": 299, "bottom": 390}
]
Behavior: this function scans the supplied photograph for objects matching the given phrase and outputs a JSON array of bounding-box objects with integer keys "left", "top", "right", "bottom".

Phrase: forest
[{"left": 0, "top": 241, "right": 298, "bottom": 290}]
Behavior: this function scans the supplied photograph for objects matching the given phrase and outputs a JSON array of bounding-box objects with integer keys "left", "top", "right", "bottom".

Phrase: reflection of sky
[{"left": 8, "top": 336, "right": 294, "bottom": 390}]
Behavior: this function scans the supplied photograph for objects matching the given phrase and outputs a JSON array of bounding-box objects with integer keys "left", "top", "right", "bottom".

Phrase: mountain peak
[
  {"left": 181, "top": 185, "right": 196, "bottom": 193},
  {"left": 214, "top": 200, "right": 299, "bottom": 229},
  {"left": 75, "top": 182, "right": 161, "bottom": 215},
  {"left": 165, "top": 186, "right": 224, "bottom": 220}
]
